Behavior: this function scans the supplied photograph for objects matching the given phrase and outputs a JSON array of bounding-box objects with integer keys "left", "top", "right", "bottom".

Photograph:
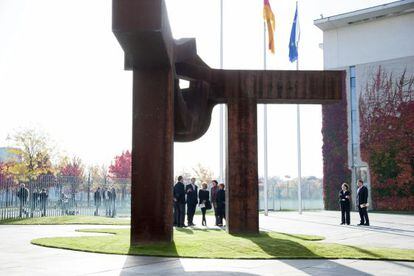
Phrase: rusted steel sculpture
[{"left": 112, "top": 0, "right": 345, "bottom": 244}]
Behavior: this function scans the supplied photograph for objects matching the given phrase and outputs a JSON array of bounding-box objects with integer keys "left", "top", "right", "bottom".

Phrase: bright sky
[{"left": 0, "top": 0, "right": 394, "bottom": 178}]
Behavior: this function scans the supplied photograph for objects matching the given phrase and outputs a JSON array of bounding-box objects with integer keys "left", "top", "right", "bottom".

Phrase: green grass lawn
[
  {"left": 0, "top": 216, "right": 130, "bottom": 225},
  {"left": 31, "top": 228, "right": 414, "bottom": 261}
]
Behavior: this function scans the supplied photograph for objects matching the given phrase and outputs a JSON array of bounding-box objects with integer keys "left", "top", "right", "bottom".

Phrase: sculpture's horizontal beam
[
  {"left": 211, "top": 69, "right": 345, "bottom": 104},
  {"left": 176, "top": 62, "right": 345, "bottom": 104}
]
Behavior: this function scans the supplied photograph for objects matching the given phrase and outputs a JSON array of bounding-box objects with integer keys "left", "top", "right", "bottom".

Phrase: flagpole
[
  {"left": 295, "top": 0, "right": 302, "bottom": 215},
  {"left": 263, "top": 20, "right": 269, "bottom": 217},
  {"left": 219, "top": 0, "right": 224, "bottom": 183}
]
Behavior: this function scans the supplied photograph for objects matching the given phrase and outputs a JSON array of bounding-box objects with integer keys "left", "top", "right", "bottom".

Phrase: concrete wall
[{"left": 323, "top": 12, "right": 414, "bottom": 70}]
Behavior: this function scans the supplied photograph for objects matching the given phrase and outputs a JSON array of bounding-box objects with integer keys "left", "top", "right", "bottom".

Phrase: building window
[{"left": 349, "top": 66, "right": 359, "bottom": 167}]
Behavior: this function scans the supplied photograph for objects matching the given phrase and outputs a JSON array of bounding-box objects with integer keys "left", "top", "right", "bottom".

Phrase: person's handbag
[{"left": 205, "top": 200, "right": 212, "bottom": 210}]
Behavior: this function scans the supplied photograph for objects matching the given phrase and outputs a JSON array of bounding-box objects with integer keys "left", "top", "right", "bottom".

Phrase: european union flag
[{"left": 289, "top": 2, "right": 299, "bottom": 63}]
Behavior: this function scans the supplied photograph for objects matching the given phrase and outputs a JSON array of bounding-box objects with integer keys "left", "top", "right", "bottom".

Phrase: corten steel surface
[
  {"left": 131, "top": 69, "right": 174, "bottom": 244},
  {"left": 226, "top": 99, "right": 259, "bottom": 234},
  {"left": 112, "top": 0, "right": 345, "bottom": 243}
]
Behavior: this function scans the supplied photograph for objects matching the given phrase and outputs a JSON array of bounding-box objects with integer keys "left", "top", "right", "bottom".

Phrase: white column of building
[{"left": 219, "top": 0, "right": 224, "bottom": 183}]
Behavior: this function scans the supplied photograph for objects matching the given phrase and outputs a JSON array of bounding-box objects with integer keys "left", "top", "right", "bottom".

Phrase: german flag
[{"left": 263, "top": 0, "right": 275, "bottom": 54}]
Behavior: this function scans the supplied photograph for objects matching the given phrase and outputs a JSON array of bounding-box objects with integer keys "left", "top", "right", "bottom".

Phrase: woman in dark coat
[
  {"left": 216, "top": 183, "right": 226, "bottom": 227},
  {"left": 198, "top": 182, "right": 210, "bottom": 226},
  {"left": 339, "top": 183, "right": 351, "bottom": 225}
]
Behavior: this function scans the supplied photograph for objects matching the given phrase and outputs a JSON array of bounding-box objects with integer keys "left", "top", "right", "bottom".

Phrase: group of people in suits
[
  {"left": 339, "top": 179, "right": 370, "bottom": 226},
  {"left": 16, "top": 183, "right": 49, "bottom": 217},
  {"left": 94, "top": 187, "right": 117, "bottom": 217},
  {"left": 173, "top": 176, "right": 226, "bottom": 227}
]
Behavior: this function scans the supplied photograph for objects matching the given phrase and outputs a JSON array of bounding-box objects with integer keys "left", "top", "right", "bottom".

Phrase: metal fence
[
  {"left": 259, "top": 177, "right": 324, "bottom": 211},
  {"left": 0, "top": 175, "right": 131, "bottom": 221},
  {"left": 0, "top": 174, "right": 323, "bottom": 221}
]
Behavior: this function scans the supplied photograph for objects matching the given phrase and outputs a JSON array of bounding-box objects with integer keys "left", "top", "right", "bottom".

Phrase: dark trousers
[
  {"left": 217, "top": 204, "right": 225, "bottom": 225},
  {"left": 340, "top": 202, "right": 350, "bottom": 224},
  {"left": 94, "top": 204, "right": 100, "bottom": 216},
  {"left": 358, "top": 206, "right": 369, "bottom": 225},
  {"left": 111, "top": 200, "right": 116, "bottom": 217},
  {"left": 174, "top": 202, "right": 185, "bottom": 227},
  {"left": 41, "top": 202, "right": 47, "bottom": 217},
  {"left": 201, "top": 207, "right": 207, "bottom": 225},
  {"left": 213, "top": 203, "right": 219, "bottom": 225},
  {"left": 187, "top": 203, "right": 196, "bottom": 224}
]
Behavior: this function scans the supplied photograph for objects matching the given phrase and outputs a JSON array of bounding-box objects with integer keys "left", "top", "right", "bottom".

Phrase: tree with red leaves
[
  {"left": 109, "top": 151, "right": 131, "bottom": 179},
  {"left": 58, "top": 156, "right": 85, "bottom": 195},
  {"left": 359, "top": 67, "right": 414, "bottom": 211},
  {"left": 59, "top": 156, "right": 84, "bottom": 178},
  {"left": 109, "top": 151, "right": 131, "bottom": 203}
]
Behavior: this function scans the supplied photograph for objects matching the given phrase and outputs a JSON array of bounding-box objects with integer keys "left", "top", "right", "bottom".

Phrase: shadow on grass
[
  {"left": 175, "top": 227, "right": 223, "bottom": 234},
  {"left": 276, "top": 232, "right": 324, "bottom": 241},
  {"left": 345, "top": 245, "right": 383, "bottom": 258},
  {"left": 231, "top": 232, "right": 320, "bottom": 259},
  {"left": 127, "top": 240, "right": 180, "bottom": 258},
  {"left": 175, "top": 228, "right": 194, "bottom": 234}
]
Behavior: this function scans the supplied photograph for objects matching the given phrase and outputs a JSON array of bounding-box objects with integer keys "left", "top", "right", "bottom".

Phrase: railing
[
  {"left": 0, "top": 175, "right": 131, "bottom": 221},
  {"left": 0, "top": 175, "right": 324, "bottom": 221},
  {"left": 259, "top": 178, "right": 324, "bottom": 211}
]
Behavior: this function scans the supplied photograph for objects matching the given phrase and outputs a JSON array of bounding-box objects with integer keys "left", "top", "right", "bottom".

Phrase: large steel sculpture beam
[
  {"left": 112, "top": 0, "right": 346, "bottom": 243},
  {"left": 113, "top": 0, "right": 175, "bottom": 244}
]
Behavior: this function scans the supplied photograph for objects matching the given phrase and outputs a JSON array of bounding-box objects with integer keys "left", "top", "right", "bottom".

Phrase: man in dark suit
[
  {"left": 186, "top": 177, "right": 198, "bottom": 226},
  {"left": 94, "top": 187, "right": 102, "bottom": 216},
  {"left": 173, "top": 176, "right": 186, "bottom": 227},
  {"left": 17, "top": 183, "right": 29, "bottom": 218},
  {"left": 39, "top": 188, "right": 48, "bottom": 217},
  {"left": 210, "top": 180, "right": 219, "bottom": 226},
  {"left": 357, "top": 179, "right": 370, "bottom": 226}
]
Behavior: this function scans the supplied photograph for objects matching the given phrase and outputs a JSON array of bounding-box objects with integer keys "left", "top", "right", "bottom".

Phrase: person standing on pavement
[
  {"left": 357, "top": 179, "right": 370, "bottom": 226},
  {"left": 173, "top": 176, "right": 186, "bottom": 227},
  {"left": 216, "top": 183, "right": 226, "bottom": 227},
  {"left": 94, "top": 187, "right": 102, "bottom": 216},
  {"left": 39, "top": 188, "right": 48, "bottom": 217},
  {"left": 186, "top": 177, "right": 198, "bottom": 226},
  {"left": 17, "top": 183, "right": 29, "bottom": 217},
  {"left": 198, "top": 182, "right": 210, "bottom": 226},
  {"left": 339, "top": 183, "right": 351, "bottom": 225},
  {"left": 210, "top": 180, "right": 219, "bottom": 226}
]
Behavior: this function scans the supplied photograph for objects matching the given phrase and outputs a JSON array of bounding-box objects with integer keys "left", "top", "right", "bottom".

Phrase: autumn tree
[
  {"left": 7, "top": 129, "right": 54, "bottom": 181},
  {"left": 109, "top": 151, "right": 131, "bottom": 203},
  {"left": 359, "top": 67, "right": 414, "bottom": 210},
  {"left": 58, "top": 156, "right": 84, "bottom": 178},
  {"left": 192, "top": 163, "right": 214, "bottom": 184},
  {"left": 108, "top": 151, "right": 131, "bottom": 179},
  {"left": 58, "top": 156, "right": 85, "bottom": 194},
  {"left": 88, "top": 164, "right": 109, "bottom": 189}
]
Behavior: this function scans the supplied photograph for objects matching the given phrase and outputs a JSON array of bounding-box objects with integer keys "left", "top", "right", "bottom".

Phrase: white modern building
[
  {"left": 314, "top": 0, "right": 414, "bottom": 206},
  {"left": 0, "top": 147, "right": 21, "bottom": 163}
]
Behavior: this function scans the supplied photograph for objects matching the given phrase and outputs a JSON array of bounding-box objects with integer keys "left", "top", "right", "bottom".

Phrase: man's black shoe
[
  {"left": 364, "top": 223, "right": 370, "bottom": 226},
  {"left": 357, "top": 223, "right": 365, "bottom": 226}
]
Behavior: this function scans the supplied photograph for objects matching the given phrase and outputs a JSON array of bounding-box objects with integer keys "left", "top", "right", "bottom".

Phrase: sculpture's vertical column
[
  {"left": 226, "top": 98, "right": 259, "bottom": 234},
  {"left": 131, "top": 68, "right": 174, "bottom": 244}
]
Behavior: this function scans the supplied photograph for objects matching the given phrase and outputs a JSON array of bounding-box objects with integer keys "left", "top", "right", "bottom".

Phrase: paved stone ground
[
  {"left": 0, "top": 211, "right": 413, "bottom": 275},
  {"left": 261, "top": 211, "right": 414, "bottom": 250}
]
